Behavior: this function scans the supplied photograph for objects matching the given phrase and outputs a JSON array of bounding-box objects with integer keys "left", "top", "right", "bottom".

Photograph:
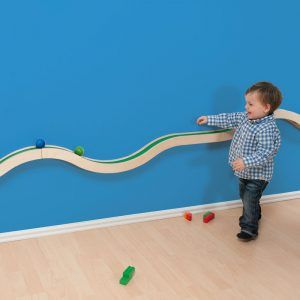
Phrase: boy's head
[{"left": 244, "top": 81, "right": 282, "bottom": 120}]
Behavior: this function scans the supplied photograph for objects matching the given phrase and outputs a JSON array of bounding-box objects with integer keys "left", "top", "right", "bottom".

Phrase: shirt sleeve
[
  {"left": 207, "top": 112, "right": 245, "bottom": 129},
  {"left": 243, "top": 127, "right": 281, "bottom": 168}
]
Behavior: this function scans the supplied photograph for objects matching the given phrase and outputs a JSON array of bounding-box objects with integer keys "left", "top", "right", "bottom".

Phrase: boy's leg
[
  {"left": 258, "top": 203, "right": 262, "bottom": 220},
  {"left": 238, "top": 178, "right": 246, "bottom": 223},
  {"left": 239, "top": 179, "right": 268, "bottom": 237},
  {"left": 239, "top": 178, "right": 262, "bottom": 222}
]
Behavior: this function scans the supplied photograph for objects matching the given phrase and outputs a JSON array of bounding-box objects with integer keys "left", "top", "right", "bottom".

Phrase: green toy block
[
  {"left": 120, "top": 276, "right": 131, "bottom": 285},
  {"left": 119, "top": 266, "right": 135, "bottom": 285},
  {"left": 203, "top": 211, "right": 212, "bottom": 218}
]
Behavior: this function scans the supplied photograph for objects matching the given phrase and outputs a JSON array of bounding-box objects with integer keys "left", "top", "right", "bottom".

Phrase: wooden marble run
[{"left": 0, "top": 109, "right": 299, "bottom": 177}]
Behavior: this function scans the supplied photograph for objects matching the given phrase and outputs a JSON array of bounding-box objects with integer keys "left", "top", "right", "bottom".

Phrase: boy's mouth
[{"left": 247, "top": 112, "right": 254, "bottom": 119}]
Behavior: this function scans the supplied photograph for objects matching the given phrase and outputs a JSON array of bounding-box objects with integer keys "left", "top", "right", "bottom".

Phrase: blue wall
[{"left": 0, "top": 1, "right": 299, "bottom": 232}]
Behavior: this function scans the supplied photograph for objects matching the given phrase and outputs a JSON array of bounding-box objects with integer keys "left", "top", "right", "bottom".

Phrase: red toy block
[
  {"left": 203, "top": 212, "right": 215, "bottom": 223},
  {"left": 184, "top": 211, "right": 192, "bottom": 221}
]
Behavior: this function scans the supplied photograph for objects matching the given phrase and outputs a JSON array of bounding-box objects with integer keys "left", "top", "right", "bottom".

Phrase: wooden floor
[{"left": 0, "top": 199, "right": 300, "bottom": 300}]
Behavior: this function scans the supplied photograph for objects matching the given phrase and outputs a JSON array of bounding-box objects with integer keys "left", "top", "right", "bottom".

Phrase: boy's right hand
[{"left": 196, "top": 116, "right": 208, "bottom": 125}]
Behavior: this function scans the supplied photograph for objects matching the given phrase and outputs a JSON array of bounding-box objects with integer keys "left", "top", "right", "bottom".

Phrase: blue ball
[{"left": 36, "top": 138, "right": 45, "bottom": 148}]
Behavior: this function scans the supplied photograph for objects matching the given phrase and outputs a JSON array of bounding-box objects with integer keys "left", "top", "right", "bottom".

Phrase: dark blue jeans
[{"left": 239, "top": 178, "right": 268, "bottom": 236}]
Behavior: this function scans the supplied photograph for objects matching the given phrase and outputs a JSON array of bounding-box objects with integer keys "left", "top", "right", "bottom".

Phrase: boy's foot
[{"left": 236, "top": 231, "right": 257, "bottom": 242}]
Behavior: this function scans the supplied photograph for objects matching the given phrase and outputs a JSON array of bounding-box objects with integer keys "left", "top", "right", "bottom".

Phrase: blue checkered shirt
[{"left": 207, "top": 112, "right": 281, "bottom": 181}]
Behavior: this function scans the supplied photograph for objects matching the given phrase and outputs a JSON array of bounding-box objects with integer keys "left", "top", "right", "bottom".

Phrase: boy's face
[{"left": 245, "top": 92, "right": 271, "bottom": 120}]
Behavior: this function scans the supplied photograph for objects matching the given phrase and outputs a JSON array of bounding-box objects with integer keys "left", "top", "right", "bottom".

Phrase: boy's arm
[
  {"left": 207, "top": 112, "right": 245, "bottom": 129},
  {"left": 243, "top": 128, "right": 281, "bottom": 168}
]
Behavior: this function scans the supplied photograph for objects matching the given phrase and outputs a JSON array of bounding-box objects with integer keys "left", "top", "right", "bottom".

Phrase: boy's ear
[{"left": 265, "top": 103, "right": 271, "bottom": 113}]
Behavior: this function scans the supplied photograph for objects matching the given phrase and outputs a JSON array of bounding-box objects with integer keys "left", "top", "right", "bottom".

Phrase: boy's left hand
[{"left": 232, "top": 158, "right": 246, "bottom": 172}]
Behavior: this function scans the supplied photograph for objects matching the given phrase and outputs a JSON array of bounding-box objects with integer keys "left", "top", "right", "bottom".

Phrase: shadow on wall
[
  {"left": 197, "top": 85, "right": 244, "bottom": 203},
  {"left": 191, "top": 141, "right": 237, "bottom": 204},
  {"left": 270, "top": 120, "right": 300, "bottom": 192}
]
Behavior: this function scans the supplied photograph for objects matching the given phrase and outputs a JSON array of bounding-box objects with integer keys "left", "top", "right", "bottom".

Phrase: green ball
[{"left": 74, "top": 146, "right": 84, "bottom": 156}]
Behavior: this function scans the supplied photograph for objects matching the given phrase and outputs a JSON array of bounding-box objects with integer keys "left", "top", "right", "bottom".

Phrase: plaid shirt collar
[{"left": 248, "top": 113, "right": 274, "bottom": 125}]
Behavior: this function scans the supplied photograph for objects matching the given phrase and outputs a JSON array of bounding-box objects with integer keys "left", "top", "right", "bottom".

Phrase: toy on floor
[
  {"left": 203, "top": 211, "right": 215, "bottom": 223},
  {"left": 119, "top": 266, "right": 135, "bottom": 285},
  {"left": 184, "top": 211, "right": 193, "bottom": 221},
  {"left": 74, "top": 146, "right": 84, "bottom": 156}
]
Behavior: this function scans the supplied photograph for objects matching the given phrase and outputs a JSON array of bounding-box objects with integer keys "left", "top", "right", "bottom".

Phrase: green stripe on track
[
  {"left": 98, "top": 129, "right": 231, "bottom": 164},
  {"left": 0, "top": 147, "right": 37, "bottom": 164}
]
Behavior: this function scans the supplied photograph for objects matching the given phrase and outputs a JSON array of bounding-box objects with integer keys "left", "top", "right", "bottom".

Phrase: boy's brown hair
[{"left": 245, "top": 81, "right": 282, "bottom": 114}]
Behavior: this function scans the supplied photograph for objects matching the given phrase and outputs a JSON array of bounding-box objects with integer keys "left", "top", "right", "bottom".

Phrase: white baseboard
[{"left": 0, "top": 191, "right": 299, "bottom": 243}]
